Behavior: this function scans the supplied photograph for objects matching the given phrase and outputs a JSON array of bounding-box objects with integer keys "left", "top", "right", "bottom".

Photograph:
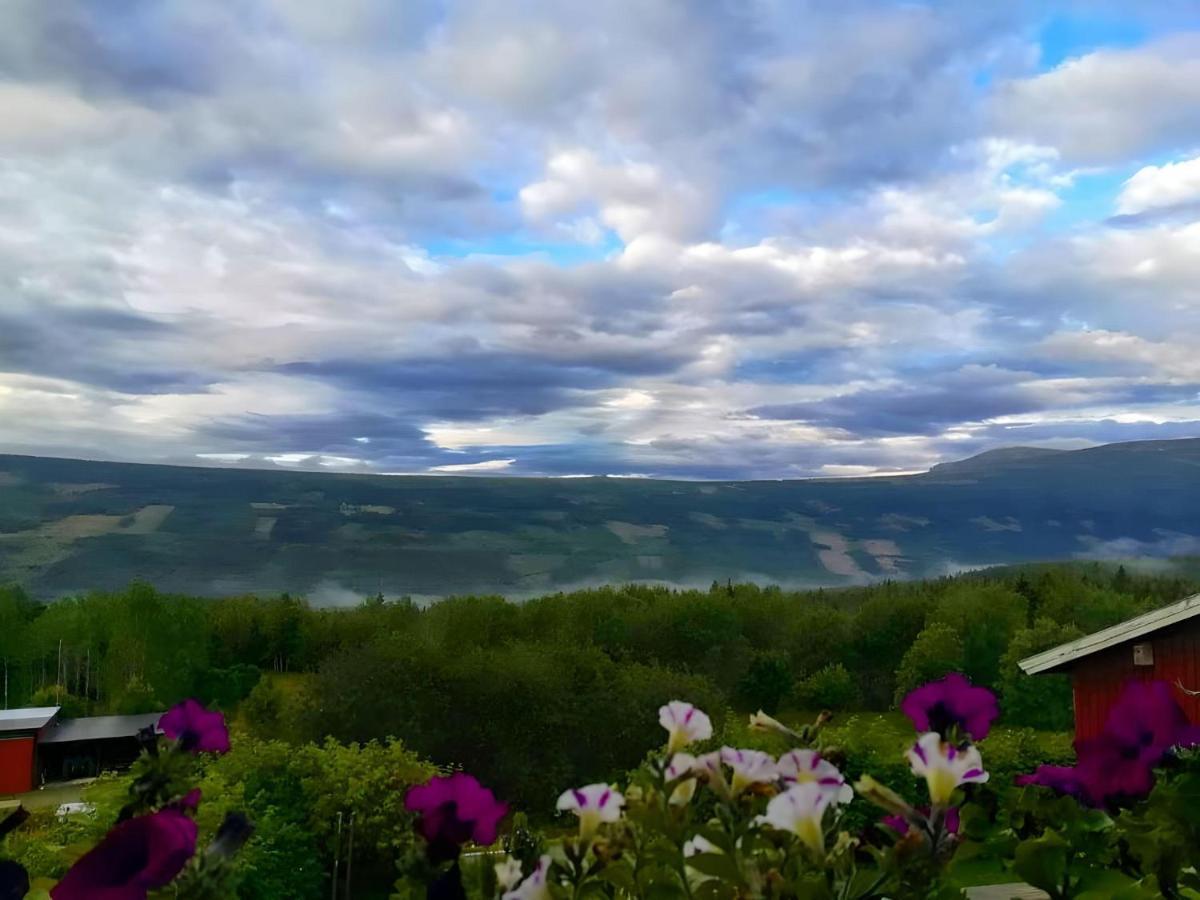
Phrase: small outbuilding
[
  {"left": 0, "top": 707, "right": 60, "bottom": 794},
  {"left": 38, "top": 713, "right": 162, "bottom": 782},
  {"left": 0, "top": 708, "right": 162, "bottom": 796},
  {"left": 1019, "top": 592, "right": 1200, "bottom": 740}
]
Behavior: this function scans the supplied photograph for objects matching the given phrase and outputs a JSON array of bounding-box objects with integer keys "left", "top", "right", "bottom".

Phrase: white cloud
[
  {"left": 428, "top": 458, "right": 517, "bottom": 473},
  {"left": 994, "top": 36, "right": 1200, "bottom": 163},
  {"left": 1117, "top": 155, "right": 1200, "bottom": 214}
]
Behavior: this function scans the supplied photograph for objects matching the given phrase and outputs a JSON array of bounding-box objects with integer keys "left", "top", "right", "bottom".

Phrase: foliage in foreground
[{"left": 397, "top": 676, "right": 1200, "bottom": 900}]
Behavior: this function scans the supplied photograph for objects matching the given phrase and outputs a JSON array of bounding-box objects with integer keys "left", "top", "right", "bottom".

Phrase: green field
[{"left": 1, "top": 437, "right": 1198, "bottom": 599}]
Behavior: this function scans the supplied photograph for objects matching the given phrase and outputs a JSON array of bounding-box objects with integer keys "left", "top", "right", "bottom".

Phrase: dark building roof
[
  {"left": 1020, "top": 592, "right": 1200, "bottom": 675},
  {"left": 39, "top": 713, "right": 163, "bottom": 744},
  {"left": 0, "top": 707, "right": 59, "bottom": 733}
]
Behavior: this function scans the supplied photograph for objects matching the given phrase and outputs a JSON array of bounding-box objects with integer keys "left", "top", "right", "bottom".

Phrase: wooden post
[
  {"left": 345, "top": 813, "right": 355, "bottom": 899},
  {"left": 331, "top": 812, "right": 342, "bottom": 900}
]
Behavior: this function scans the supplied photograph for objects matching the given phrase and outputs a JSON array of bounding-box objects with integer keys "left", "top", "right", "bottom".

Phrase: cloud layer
[{"left": 1, "top": 1, "right": 1199, "bottom": 478}]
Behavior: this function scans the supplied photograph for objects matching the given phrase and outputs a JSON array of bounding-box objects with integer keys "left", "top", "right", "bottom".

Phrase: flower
[
  {"left": 207, "top": 812, "right": 254, "bottom": 861},
  {"left": 158, "top": 700, "right": 230, "bottom": 755},
  {"left": 900, "top": 673, "right": 998, "bottom": 742},
  {"left": 682, "top": 835, "right": 722, "bottom": 887},
  {"left": 51, "top": 808, "right": 198, "bottom": 900},
  {"left": 666, "top": 753, "right": 698, "bottom": 806},
  {"left": 758, "top": 783, "right": 832, "bottom": 855},
  {"left": 1015, "top": 765, "right": 1089, "bottom": 801},
  {"left": 682, "top": 834, "right": 720, "bottom": 857},
  {"left": 404, "top": 773, "right": 508, "bottom": 860},
  {"left": 691, "top": 751, "right": 731, "bottom": 800},
  {"left": 719, "top": 747, "right": 777, "bottom": 795},
  {"left": 749, "top": 710, "right": 804, "bottom": 741},
  {"left": 556, "top": 784, "right": 624, "bottom": 840},
  {"left": 1016, "top": 681, "right": 1200, "bottom": 807},
  {"left": 175, "top": 789, "right": 202, "bottom": 813},
  {"left": 776, "top": 749, "right": 853, "bottom": 805},
  {"left": 494, "top": 857, "right": 524, "bottom": 892},
  {"left": 503, "top": 855, "right": 552, "bottom": 900},
  {"left": 1101, "top": 680, "right": 1200, "bottom": 765},
  {"left": 660, "top": 701, "right": 713, "bottom": 755},
  {"left": 882, "top": 806, "right": 959, "bottom": 837},
  {"left": 906, "top": 732, "right": 988, "bottom": 806},
  {"left": 0, "top": 860, "right": 29, "bottom": 900}
]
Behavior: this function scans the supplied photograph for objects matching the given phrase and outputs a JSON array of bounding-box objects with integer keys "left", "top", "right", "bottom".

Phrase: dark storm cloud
[
  {"left": 275, "top": 352, "right": 672, "bottom": 420},
  {"left": 0, "top": 305, "right": 213, "bottom": 394}
]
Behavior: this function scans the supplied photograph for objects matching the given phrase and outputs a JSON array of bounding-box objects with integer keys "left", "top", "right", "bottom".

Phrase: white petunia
[
  {"left": 556, "top": 783, "right": 625, "bottom": 840},
  {"left": 758, "top": 782, "right": 832, "bottom": 855},
  {"left": 776, "top": 749, "right": 853, "bottom": 805},
  {"left": 906, "top": 732, "right": 988, "bottom": 806},
  {"left": 749, "top": 710, "right": 804, "bottom": 741},
  {"left": 502, "top": 855, "right": 552, "bottom": 900},
  {"left": 494, "top": 857, "right": 524, "bottom": 892},
  {"left": 660, "top": 701, "right": 713, "bottom": 754},
  {"left": 666, "top": 752, "right": 698, "bottom": 806},
  {"left": 719, "top": 747, "right": 777, "bottom": 795}
]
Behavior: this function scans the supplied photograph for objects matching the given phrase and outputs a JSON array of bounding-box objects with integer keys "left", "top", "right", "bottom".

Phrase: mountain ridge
[{"left": 1, "top": 436, "right": 1197, "bottom": 601}]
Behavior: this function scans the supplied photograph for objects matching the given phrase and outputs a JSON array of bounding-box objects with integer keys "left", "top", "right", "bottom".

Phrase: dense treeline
[{"left": 0, "top": 562, "right": 1195, "bottom": 808}]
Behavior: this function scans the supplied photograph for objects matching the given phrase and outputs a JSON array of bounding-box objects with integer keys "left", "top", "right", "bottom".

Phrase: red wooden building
[
  {"left": 1020, "top": 592, "right": 1200, "bottom": 739},
  {"left": 1, "top": 709, "right": 161, "bottom": 796},
  {"left": 0, "top": 707, "right": 60, "bottom": 794}
]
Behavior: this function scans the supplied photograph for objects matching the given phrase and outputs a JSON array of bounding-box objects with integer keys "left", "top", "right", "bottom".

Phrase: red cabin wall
[
  {"left": 1070, "top": 618, "right": 1200, "bottom": 741},
  {"left": 0, "top": 737, "right": 35, "bottom": 794}
]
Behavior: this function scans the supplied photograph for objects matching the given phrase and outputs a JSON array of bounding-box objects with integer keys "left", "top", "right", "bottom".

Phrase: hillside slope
[{"left": 0, "top": 437, "right": 1197, "bottom": 600}]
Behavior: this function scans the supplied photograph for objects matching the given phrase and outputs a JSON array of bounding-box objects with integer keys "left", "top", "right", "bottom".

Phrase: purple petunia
[
  {"left": 881, "top": 806, "right": 959, "bottom": 837},
  {"left": 901, "top": 673, "right": 999, "bottom": 742},
  {"left": 158, "top": 700, "right": 230, "bottom": 755},
  {"left": 405, "top": 773, "right": 508, "bottom": 860},
  {"left": 51, "top": 808, "right": 198, "bottom": 900},
  {"left": 1016, "top": 680, "right": 1200, "bottom": 807}
]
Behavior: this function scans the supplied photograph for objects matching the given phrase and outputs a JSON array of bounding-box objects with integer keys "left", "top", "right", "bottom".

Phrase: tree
[
  {"left": 930, "top": 584, "right": 1026, "bottom": 689},
  {"left": 736, "top": 652, "right": 793, "bottom": 714},
  {"left": 792, "top": 663, "right": 859, "bottom": 711},
  {"left": 893, "top": 623, "right": 965, "bottom": 705},
  {"left": 1000, "top": 618, "right": 1082, "bottom": 730}
]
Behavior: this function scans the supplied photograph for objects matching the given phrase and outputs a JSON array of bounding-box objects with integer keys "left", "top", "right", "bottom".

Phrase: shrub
[{"left": 792, "top": 663, "right": 860, "bottom": 710}]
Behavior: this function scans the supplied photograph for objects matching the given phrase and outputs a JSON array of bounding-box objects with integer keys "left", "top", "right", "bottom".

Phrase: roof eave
[{"left": 1019, "top": 592, "right": 1200, "bottom": 676}]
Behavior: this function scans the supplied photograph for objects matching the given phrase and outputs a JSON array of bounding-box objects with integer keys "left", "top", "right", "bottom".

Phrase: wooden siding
[
  {"left": 1071, "top": 617, "right": 1200, "bottom": 740},
  {"left": 0, "top": 736, "right": 36, "bottom": 794}
]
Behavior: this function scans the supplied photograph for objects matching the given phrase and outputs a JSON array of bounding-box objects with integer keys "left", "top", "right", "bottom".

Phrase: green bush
[
  {"left": 892, "top": 623, "right": 964, "bottom": 704},
  {"left": 792, "top": 663, "right": 859, "bottom": 710}
]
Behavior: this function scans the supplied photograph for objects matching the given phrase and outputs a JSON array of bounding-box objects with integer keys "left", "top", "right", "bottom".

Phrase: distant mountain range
[{"left": 1, "top": 437, "right": 1198, "bottom": 601}]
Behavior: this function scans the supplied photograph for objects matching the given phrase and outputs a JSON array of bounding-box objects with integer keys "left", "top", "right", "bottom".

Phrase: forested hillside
[
  {"left": 2, "top": 437, "right": 1199, "bottom": 599},
  {"left": 1, "top": 562, "right": 1194, "bottom": 809}
]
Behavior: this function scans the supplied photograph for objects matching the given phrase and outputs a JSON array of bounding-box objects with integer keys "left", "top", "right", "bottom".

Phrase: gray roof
[
  {"left": 39, "top": 713, "right": 163, "bottom": 744},
  {"left": 0, "top": 707, "right": 59, "bottom": 732},
  {"left": 1020, "top": 592, "right": 1200, "bottom": 675}
]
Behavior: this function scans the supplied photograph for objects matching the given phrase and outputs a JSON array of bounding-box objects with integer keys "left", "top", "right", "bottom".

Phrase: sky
[{"left": 2, "top": 1, "right": 1200, "bottom": 480}]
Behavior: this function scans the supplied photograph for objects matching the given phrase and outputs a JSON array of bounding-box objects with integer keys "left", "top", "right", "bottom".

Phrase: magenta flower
[
  {"left": 901, "top": 673, "right": 998, "bottom": 741},
  {"left": 158, "top": 700, "right": 230, "bottom": 755},
  {"left": 175, "top": 789, "right": 202, "bottom": 812},
  {"left": 51, "top": 809, "right": 197, "bottom": 900},
  {"left": 1015, "top": 765, "right": 1089, "bottom": 801},
  {"left": 1101, "top": 680, "right": 1200, "bottom": 765},
  {"left": 1017, "top": 680, "right": 1200, "bottom": 807},
  {"left": 405, "top": 774, "right": 507, "bottom": 859},
  {"left": 882, "top": 806, "right": 959, "bottom": 837}
]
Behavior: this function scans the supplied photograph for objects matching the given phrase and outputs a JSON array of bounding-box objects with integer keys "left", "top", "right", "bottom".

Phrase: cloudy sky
[{"left": 2, "top": 1, "right": 1200, "bottom": 479}]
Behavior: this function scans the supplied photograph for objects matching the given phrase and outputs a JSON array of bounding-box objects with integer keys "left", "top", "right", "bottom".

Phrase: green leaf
[
  {"left": 685, "top": 853, "right": 743, "bottom": 885},
  {"left": 1014, "top": 830, "right": 1070, "bottom": 895},
  {"left": 597, "top": 860, "right": 637, "bottom": 894},
  {"left": 692, "top": 880, "right": 737, "bottom": 900}
]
